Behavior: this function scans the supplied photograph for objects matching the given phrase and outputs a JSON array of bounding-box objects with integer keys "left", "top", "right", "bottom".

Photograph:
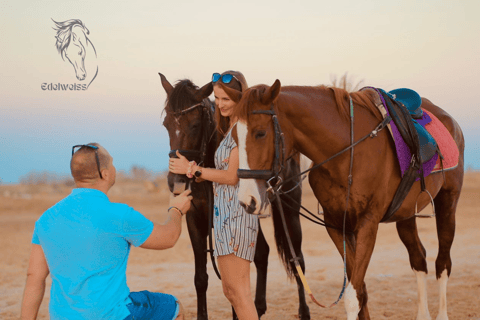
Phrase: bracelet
[
  {"left": 186, "top": 161, "right": 196, "bottom": 178},
  {"left": 168, "top": 206, "right": 184, "bottom": 216}
]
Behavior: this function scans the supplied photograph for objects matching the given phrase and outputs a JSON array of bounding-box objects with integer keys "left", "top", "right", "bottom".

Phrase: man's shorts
[{"left": 122, "top": 291, "right": 180, "bottom": 320}]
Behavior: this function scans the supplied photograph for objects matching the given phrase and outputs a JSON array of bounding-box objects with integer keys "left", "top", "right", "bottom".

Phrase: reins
[{"left": 239, "top": 97, "right": 392, "bottom": 308}]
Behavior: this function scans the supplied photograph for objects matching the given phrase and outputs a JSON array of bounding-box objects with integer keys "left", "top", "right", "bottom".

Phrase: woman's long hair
[{"left": 214, "top": 70, "right": 248, "bottom": 137}]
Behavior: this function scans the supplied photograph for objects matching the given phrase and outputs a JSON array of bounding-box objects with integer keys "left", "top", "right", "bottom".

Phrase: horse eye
[{"left": 255, "top": 130, "right": 266, "bottom": 140}]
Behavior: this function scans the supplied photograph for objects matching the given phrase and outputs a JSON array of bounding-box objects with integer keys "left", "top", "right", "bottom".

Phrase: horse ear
[
  {"left": 261, "top": 79, "right": 281, "bottom": 105},
  {"left": 194, "top": 82, "right": 213, "bottom": 101},
  {"left": 158, "top": 73, "right": 173, "bottom": 96},
  {"left": 221, "top": 83, "right": 243, "bottom": 103}
]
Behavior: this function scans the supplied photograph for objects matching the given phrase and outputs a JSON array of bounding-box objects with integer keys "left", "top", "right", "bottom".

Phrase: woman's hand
[{"left": 169, "top": 150, "right": 190, "bottom": 175}]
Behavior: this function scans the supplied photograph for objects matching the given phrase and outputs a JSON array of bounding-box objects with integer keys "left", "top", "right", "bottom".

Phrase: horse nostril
[
  {"left": 245, "top": 197, "right": 257, "bottom": 214},
  {"left": 239, "top": 201, "right": 247, "bottom": 209}
]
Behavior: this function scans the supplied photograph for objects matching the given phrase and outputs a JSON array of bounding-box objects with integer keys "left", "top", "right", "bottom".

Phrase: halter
[{"left": 168, "top": 100, "right": 215, "bottom": 165}]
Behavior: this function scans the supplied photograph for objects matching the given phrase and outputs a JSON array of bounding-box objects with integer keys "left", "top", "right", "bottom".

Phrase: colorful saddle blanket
[
  {"left": 423, "top": 110, "right": 459, "bottom": 173},
  {"left": 392, "top": 109, "right": 459, "bottom": 178},
  {"left": 364, "top": 88, "right": 459, "bottom": 178}
]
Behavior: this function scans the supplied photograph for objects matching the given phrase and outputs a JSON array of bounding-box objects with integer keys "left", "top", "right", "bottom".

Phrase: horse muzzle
[
  {"left": 167, "top": 172, "right": 190, "bottom": 195},
  {"left": 239, "top": 196, "right": 257, "bottom": 214}
]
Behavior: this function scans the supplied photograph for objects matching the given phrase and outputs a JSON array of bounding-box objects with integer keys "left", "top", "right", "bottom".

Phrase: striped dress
[{"left": 213, "top": 123, "right": 259, "bottom": 262}]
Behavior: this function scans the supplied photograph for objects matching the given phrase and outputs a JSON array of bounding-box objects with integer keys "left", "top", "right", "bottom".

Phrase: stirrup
[{"left": 414, "top": 189, "right": 435, "bottom": 218}]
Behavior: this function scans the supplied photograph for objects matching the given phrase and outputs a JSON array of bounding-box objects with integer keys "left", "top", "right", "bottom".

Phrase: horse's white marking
[
  {"left": 414, "top": 270, "right": 432, "bottom": 320},
  {"left": 175, "top": 129, "right": 180, "bottom": 138},
  {"left": 300, "top": 154, "right": 312, "bottom": 173},
  {"left": 436, "top": 269, "right": 449, "bottom": 320},
  {"left": 236, "top": 121, "right": 262, "bottom": 214},
  {"left": 344, "top": 283, "right": 360, "bottom": 320}
]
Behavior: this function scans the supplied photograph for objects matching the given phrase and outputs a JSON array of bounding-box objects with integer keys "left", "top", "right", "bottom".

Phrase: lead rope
[{"left": 273, "top": 97, "right": 355, "bottom": 308}]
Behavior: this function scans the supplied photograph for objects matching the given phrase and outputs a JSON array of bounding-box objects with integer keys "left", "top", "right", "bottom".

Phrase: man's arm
[
  {"left": 21, "top": 244, "right": 49, "bottom": 320},
  {"left": 140, "top": 190, "right": 192, "bottom": 250}
]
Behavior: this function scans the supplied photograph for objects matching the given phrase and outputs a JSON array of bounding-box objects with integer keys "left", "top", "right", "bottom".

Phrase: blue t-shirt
[{"left": 32, "top": 188, "right": 154, "bottom": 320}]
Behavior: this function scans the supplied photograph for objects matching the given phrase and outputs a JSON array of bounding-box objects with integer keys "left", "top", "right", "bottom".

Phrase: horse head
[
  {"left": 53, "top": 19, "right": 91, "bottom": 81},
  {"left": 224, "top": 80, "right": 287, "bottom": 215},
  {"left": 159, "top": 73, "right": 214, "bottom": 193}
]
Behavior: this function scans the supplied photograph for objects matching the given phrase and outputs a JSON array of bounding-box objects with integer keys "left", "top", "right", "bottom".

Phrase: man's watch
[{"left": 194, "top": 167, "right": 202, "bottom": 178}]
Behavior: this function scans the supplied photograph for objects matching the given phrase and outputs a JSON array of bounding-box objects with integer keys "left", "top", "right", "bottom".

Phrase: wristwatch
[{"left": 194, "top": 167, "right": 202, "bottom": 178}]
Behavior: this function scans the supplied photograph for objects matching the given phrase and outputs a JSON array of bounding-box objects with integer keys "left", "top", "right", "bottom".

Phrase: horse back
[{"left": 420, "top": 98, "right": 465, "bottom": 155}]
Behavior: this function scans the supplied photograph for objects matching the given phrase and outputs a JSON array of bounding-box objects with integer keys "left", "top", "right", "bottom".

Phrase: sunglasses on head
[
  {"left": 72, "top": 144, "right": 103, "bottom": 179},
  {"left": 212, "top": 73, "right": 240, "bottom": 85}
]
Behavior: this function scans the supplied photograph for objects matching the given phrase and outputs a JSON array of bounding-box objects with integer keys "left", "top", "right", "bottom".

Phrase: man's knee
[{"left": 175, "top": 300, "right": 186, "bottom": 320}]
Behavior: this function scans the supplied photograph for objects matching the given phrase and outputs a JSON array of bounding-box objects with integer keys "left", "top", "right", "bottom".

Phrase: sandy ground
[{"left": 1, "top": 173, "right": 479, "bottom": 319}]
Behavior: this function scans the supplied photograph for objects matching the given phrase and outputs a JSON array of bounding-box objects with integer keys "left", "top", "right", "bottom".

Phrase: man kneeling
[{"left": 20, "top": 143, "right": 192, "bottom": 320}]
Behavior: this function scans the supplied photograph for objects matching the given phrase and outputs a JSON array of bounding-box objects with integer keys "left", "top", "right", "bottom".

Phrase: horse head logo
[{"left": 52, "top": 19, "right": 98, "bottom": 88}]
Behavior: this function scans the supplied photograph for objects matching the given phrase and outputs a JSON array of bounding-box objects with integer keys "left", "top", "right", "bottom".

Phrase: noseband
[{"left": 236, "top": 103, "right": 286, "bottom": 186}]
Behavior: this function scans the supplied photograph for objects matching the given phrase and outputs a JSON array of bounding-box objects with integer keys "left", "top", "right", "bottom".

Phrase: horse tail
[{"left": 270, "top": 156, "right": 304, "bottom": 280}]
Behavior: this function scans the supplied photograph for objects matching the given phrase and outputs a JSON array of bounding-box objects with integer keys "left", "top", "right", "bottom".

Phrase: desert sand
[{"left": 1, "top": 172, "right": 479, "bottom": 319}]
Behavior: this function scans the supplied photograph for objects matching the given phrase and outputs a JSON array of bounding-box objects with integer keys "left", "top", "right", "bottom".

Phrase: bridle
[
  {"left": 236, "top": 100, "right": 391, "bottom": 195},
  {"left": 168, "top": 99, "right": 215, "bottom": 166},
  {"left": 237, "top": 103, "right": 288, "bottom": 188},
  {"left": 235, "top": 97, "right": 392, "bottom": 308},
  {"left": 166, "top": 97, "right": 222, "bottom": 280}
]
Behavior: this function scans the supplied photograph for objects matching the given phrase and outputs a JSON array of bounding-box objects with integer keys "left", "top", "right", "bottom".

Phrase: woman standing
[{"left": 169, "top": 71, "right": 259, "bottom": 320}]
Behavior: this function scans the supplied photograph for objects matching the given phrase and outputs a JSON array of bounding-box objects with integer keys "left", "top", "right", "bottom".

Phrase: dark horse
[
  {"left": 159, "top": 74, "right": 311, "bottom": 319},
  {"left": 223, "top": 80, "right": 464, "bottom": 320}
]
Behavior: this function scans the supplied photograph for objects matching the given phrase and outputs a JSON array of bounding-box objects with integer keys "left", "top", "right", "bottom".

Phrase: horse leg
[
  {"left": 325, "top": 222, "right": 368, "bottom": 319},
  {"left": 231, "top": 306, "right": 238, "bottom": 320},
  {"left": 253, "top": 224, "right": 269, "bottom": 318},
  {"left": 186, "top": 216, "right": 209, "bottom": 320},
  {"left": 270, "top": 186, "right": 310, "bottom": 319},
  {"left": 282, "top": 159, "right": 310, "bottom": 319},
  {"left": 343, "top": 220, "right": 379, "bottom": 320},
  {"left": 396, "top": 217, "right": 431, "bottom": 320},
  {"left": 432, "top": 186, "right": 461, "bottom": 320},
  {"left": 286, "top": 210, "right": 310, "bottom": 320}
]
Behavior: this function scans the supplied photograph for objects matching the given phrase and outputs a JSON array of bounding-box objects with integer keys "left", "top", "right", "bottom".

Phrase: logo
[{"left": 41, "top": 19, "right": 98, "bottom": 91}]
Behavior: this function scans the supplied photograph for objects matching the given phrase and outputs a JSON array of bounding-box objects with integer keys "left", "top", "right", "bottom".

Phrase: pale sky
[{"left": 1, "top": 0, "right": 479, "bottom": 183}]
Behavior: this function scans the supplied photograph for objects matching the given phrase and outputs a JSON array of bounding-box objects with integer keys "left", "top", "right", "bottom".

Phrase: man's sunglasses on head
[{"left": 72, "top": 144, "right": 103, "bottom": 179}]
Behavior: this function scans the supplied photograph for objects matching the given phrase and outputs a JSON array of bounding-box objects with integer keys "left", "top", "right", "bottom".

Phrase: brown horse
[
  {"left": 159, "top": 74, "right": 311, "bottom": 319},
  {"left": 222, "top": 80, "right": 464, "bottom": 320}
]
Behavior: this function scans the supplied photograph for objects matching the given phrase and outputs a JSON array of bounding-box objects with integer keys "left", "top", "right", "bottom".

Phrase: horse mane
[
  {"left": 326, "top": 85, "right": 383, "bottom": 121},
  {"left": 233, "top": 84, "right": 269, "bottom": 121},
  {"left": 234, "top": 84, "right": 382, "bottom": 122},
  {"left": 52, "top": 19, "right": 88, "bottom": 58},
  {"left": 165, "top": 79, "right": 201, "bottom": 113}
]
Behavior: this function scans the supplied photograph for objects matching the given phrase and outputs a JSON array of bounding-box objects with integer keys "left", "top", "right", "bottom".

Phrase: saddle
[
  {"left": 381, "top": 88, "right": 438, "bottom": 165},
  {"left": 362, "top": 87, "right": 440, "bottom": 222},
  {"left": 389, "top": 88, "right": 423, "bottom": 119}
]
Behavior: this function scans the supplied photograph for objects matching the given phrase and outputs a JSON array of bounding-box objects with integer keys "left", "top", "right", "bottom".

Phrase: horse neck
[{"left": 279, "top": 88, "right": 351, "bottom": 164}]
